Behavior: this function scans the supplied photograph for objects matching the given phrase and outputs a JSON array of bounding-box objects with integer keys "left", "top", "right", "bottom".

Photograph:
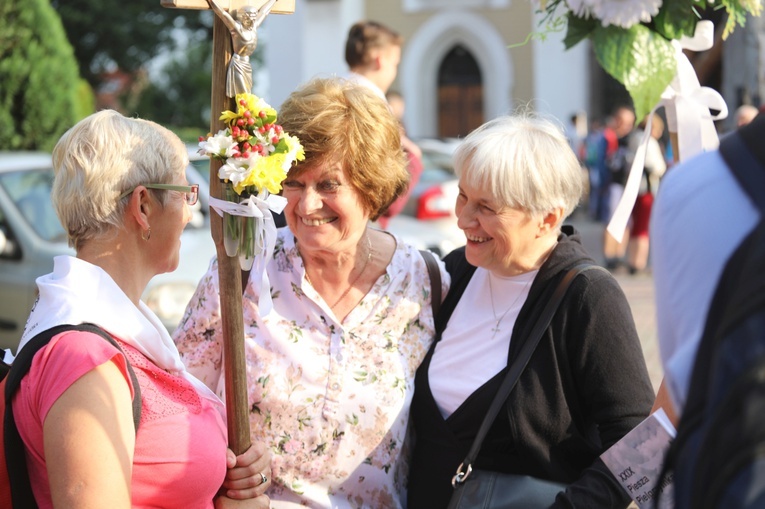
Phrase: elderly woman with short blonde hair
[
  {"left": 13, "top": 110, "right": 270, "bottom": 508},
  {"left": 408, "top": 113, "right": 654, "bottom": 509}
]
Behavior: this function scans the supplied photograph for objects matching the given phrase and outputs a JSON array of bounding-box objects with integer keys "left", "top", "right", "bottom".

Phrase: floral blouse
[{"left": 173, "top": 229, "right": 449, "bottom": 508}]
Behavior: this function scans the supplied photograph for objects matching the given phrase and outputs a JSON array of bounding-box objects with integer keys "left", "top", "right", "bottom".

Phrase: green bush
[
  {"left": 74, "top": 79, "right": 96, "bottom": 121},
  {"left": 0, "top": 0, "right": 80, "bottom": 151}
]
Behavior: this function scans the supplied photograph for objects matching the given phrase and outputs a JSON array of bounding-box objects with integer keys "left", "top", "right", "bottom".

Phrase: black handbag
[{"left": 447, "top": 264, "right": 601, "bottom": 509}]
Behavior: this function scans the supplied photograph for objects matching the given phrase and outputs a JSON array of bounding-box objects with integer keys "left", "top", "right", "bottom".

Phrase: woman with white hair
[
  {"left": 11, "top": 110, "right": 270, "bottom": 508},
  {"left": 408, "top": 114, "right": 655, "bottom": 508}
]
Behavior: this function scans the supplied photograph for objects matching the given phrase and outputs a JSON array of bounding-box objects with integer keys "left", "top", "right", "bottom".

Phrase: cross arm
[{"left": 160, "top": 0, "right": 294, "bottom": 14}]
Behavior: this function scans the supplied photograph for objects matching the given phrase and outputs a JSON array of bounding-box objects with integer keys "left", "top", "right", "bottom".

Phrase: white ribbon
[
  {"left": 607, "top": 20, "right": 728, "bottom": 241},
  {"left": 209, "top": 192, "right": 287, "bottom": 315}
]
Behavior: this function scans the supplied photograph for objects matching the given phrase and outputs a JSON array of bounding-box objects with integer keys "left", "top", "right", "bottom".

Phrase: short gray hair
[
  {"left": 51, "top": 110, "right": 188, "bottom": 249},
  {"left": 453, "top": 113, "right": 584, "bottom": 221}
]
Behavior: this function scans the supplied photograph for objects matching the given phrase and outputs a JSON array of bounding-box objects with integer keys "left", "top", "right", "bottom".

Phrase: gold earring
[{"left": 142, "top": 227, "right": 151, "bottom": 241}]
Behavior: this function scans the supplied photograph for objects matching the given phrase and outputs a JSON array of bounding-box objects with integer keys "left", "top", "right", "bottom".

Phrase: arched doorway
[
  {"left": 399, "top": 10, "right": 512, "bottom": 138},
  {"left": 437, "top": 45, "right": 483, "bottom": 138}
]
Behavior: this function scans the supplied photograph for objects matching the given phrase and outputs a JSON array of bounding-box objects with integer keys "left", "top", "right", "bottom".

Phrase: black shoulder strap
[
  {"left": 451, "top": 264, "right": 604, "bottom": 485},
  {"left": 419, "top": 250, "right": 442, "bottom": 318},
  {"left": 719, "top": 115, "right": 765, "bottom": 210},
  {"left": 4, "top": 323, "right": 141, "bottom": 509}
]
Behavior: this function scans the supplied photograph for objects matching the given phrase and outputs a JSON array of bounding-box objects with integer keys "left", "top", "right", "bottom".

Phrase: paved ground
[{"left": 566, "top": 214, "right": 664, "bottom": 392}]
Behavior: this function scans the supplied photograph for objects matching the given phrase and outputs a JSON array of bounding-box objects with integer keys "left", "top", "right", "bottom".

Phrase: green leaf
[
  {"left": 563, "top": 13, "right": 599, "bottom": 49},
  {"left": 719, "top": 0, "right": 754, "bottom": 38},
  {"left": 592, "top": 24, "right": 676, "bottom": 122},
  {"left": 651, "top": 0, "right": 698, "bottom": 39}
]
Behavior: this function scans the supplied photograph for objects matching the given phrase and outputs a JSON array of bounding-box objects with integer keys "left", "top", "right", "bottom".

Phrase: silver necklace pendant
[{"left": 488, "top": 270, "right": 532, "bottom": 340}]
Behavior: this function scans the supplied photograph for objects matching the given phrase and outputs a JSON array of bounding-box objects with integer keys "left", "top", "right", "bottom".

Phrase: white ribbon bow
[
  {"left": 209, "top": 192, "right": 287, "bottom": 315},
  {"left": 607, "top": 20, "right": 728, "bottom": 241}
]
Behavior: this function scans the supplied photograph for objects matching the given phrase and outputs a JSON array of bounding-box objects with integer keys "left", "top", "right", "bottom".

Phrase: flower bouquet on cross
[
  {"left": 530, "top": 0, "right": 761, "bottom": 243},
  {"left": 200, "top": 92, "right": 304, "bottom": 271},
  {"left": 534, "top": 0, "right": 762, "bottom": 121}
]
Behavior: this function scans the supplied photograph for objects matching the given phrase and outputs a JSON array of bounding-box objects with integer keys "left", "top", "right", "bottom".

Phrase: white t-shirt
[
  {"left": 429, "top": 267, "right": 537, "bottom": 418},
  {"left": 651, "top": 148, "right": 760, "bottom": 412}
]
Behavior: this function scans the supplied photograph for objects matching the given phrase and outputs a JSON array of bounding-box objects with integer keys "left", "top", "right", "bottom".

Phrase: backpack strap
[
  {"left": 719, "top": 115, "right": 765, "bottom": 210},
  {"left": 4, "top": 323, "right": 141, "bottom": 509},
  {"left": 419, "top": 250, "right": 442, "bottom": 318}
]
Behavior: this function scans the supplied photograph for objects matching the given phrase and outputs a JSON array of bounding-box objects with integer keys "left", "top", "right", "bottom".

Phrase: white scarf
[{"left": 19, "top": 255, "right": 223, "bottom": 413}]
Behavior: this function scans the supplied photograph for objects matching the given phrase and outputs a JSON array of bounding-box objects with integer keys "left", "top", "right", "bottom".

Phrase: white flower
[
  {"left": 218, "top": 157, "right": 251, "bottom": 186},
  {"left": 200, "top": 130, "right": 239, "bottom": 158},
  {"left": 240, "top": 151, "right": 264, "bottom": 171},
  {"left": 582, "top": 0, "right": 663, "bottom": 29}
]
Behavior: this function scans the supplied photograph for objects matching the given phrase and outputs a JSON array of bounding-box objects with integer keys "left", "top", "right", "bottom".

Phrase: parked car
[
  {"left": 386, "top": 138, "right": 464, "bottom": 257},
  {"left": 0, "top": 152, "right": 216, "bottom": 351}
]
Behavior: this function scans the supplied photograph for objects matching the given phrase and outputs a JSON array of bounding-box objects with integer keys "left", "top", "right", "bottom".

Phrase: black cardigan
[{"left": 408, "top": 226, "right": 655, "bottom": 509}]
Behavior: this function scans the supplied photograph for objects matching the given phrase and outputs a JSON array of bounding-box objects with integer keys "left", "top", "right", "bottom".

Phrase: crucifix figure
[
  {"left": 206, "top": 0, "right": 277, "bottom": 97},
  {"left": 161, "top": 0, "right": 294, "bottom": 457}
]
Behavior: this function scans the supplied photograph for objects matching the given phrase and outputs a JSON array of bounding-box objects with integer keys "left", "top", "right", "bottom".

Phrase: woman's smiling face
[
  {"left": 455, "top": 177, "right": 546, "bottom": 277},
  {"left": 282, "top": 161, "right": 370, "bottom": 255}
]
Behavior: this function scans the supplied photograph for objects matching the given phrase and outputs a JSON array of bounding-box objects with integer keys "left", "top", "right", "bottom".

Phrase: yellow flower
[
  {"left": 205, "top": 92, "right": 304, "bottom": 197},
  {"left": 285, "top": 135, "right": 305, "bottom": 164},
  {"left": 235, "top": 155, "right": 289, "bottom": 195}
]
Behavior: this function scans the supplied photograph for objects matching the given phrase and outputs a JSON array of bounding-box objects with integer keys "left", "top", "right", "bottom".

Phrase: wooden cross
[{"left": 162, "top": 0, "right": 295, "bottom": 455}]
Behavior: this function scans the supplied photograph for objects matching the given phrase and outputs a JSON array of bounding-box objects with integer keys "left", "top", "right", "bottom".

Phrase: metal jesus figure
[{"left": 205, "top": 0, "right": 277, "bottom": 97}]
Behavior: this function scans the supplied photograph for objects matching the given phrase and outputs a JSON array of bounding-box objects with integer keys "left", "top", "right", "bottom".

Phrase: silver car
[{"left": 0, "top": 152, "right": 216, "bottom": 351}]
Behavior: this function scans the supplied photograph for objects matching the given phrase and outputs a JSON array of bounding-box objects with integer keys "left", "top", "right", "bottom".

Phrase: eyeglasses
[{"left": 120, "top": 183, "right": 199, "bottom": 206}]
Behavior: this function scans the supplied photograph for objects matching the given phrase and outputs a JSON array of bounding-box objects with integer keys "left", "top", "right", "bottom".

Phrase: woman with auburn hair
[{"left": 174, "top": 77, "right": 449, "bottom": 508}]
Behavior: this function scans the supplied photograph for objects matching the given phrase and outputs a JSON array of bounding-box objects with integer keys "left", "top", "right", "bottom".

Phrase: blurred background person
[
  {"left": 345, "top": 20, "right": 423, "bottom": 228},
  {"left": 735, "top": 104, "right": 759, "bottom": 127},
  {"left": 344, "top": 20, "right": 401, "bottom": 103},
  {"left": 582, "top": 117, "right": 609, "bottom": 221},
  {"left": 381, "top": 89, "right": 424, "bottom": 228},
  {"left": 386, "top": 89, "right": 407, "bottom": 124},
  {"left": 174, "top": 78, "right": 449, "bottom": 508},
  {"left": 408, "top": 113, "right": 654, "bottom": 509},
  {"left": 602, "top": 105, "right": 637, "bottom": 270},
  {"left": 626, "top": 114, "right": 667, "bottom": 275}
]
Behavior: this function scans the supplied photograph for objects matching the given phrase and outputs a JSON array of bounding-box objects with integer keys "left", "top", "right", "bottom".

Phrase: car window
[
  {"left": 189, "top": 158, "right": 211, "bottom": 185},
  {"left": 0, "top": 169, "right": 67, "bottom": 243},
  {"left": 0, "top": 207, "right": 21, "bottom": 260},
  {"left": 419, "top": 151, "right": 455, "bottom": 184}
]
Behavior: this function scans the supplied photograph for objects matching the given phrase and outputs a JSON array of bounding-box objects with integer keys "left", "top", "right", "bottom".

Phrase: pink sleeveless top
[{"left": 12, "top": 330, "right": 227, "bottom": 508}]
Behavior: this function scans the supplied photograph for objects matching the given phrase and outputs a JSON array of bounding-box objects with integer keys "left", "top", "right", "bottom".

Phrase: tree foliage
[
  {"left": 51, "top": 0, "right": 212, "bottom": 90},
  {"left": 130, "top": 38, "right": 214, "bottom": 130},
  {"left": 130, "top": 37, "right": 265, "bottom": 131},
  {"left": 0, "top": 0, "right": 81, "bottom": 151}
]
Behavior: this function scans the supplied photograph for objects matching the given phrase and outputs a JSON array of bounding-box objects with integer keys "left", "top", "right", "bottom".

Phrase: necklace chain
[
  {"left": 303, "top": 233, "right": 373, "bottom": 311},
  {"left": 488, "top": 272, "right": 531, "bottom": 339}
]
